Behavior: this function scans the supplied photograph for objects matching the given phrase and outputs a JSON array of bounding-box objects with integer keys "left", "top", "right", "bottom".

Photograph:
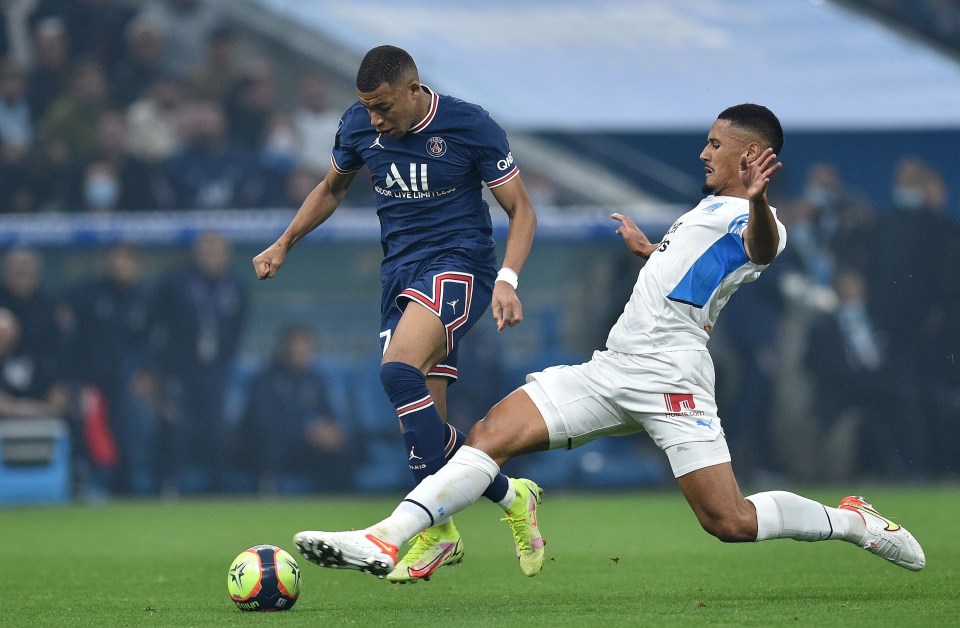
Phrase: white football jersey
[{"left": 606, "top": 195, "right": 787, "bottom": 354}]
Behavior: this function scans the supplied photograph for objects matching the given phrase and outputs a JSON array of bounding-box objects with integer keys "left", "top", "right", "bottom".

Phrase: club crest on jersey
[
  {"left": 703, "top": 202, "right": 724, "bottom": 213},
  {"left": 427, "top": 136, "right": 446, "bottom": 157}
]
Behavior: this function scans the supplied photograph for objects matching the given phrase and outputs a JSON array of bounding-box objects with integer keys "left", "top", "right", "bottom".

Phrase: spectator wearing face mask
[
  {"left": 780, "top": 163, "right": 876, "bottom": 291},
  {"left": 865, "top": 158, "right": 956, "bottom": 479},
  {"left": 773, "top": 158, "right": 878, "bottom": 399},
  {"left": 79, "top": 161, "right": 122, "bottom": 211},
  {"left": 63, "top": 110, "right": 160, "bottom": 211}
]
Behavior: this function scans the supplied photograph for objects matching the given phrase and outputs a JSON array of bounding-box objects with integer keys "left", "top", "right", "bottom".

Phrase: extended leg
[{"left": 677, "top": 460, "right": 924, "bottom": 570}]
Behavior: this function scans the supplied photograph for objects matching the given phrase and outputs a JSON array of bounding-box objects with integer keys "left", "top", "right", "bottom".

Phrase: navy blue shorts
[{"left": 380, "top": 251, "right": 495, "bottom": 382}]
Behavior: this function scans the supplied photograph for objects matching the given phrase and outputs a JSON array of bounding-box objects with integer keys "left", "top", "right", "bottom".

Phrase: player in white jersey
[{"left": 294, "top": 104, "right": 925, "bottom": 579}]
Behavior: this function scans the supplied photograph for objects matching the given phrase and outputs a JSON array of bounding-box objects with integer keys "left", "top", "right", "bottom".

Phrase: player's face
[
  {"left": 699, "top": 119, "right": 748, "bottom": 196},
  {"left": 357, "top": 80, "right": 422, "bottom": 138}
]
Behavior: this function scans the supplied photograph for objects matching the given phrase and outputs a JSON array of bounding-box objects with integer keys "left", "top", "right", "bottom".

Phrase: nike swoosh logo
[
  {"left": 365, "top": 534, "right": 399, "bottom": 559},
  {"left": 847, "top": 502, "right": 902, "bottom": 532},
  {"left": 409, "top": 543, "right": 457, "bottom": 578}
]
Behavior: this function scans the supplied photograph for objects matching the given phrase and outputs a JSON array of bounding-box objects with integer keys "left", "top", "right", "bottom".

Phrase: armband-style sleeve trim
[{"left": 486, "top": 166, "right": 519, "bottom": 188}]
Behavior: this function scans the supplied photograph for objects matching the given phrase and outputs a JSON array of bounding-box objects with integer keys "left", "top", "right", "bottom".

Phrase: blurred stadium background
[{"left": 1, "top": 0, "right": 958, "bottom": 505}]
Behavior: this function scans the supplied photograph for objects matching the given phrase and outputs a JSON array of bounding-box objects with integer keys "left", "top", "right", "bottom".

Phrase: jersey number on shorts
[{"left": 379, "top": 329, "right": 392, "bottom": 355}]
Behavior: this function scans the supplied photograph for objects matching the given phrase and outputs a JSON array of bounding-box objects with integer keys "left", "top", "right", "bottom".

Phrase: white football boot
[
  {"left": 838, "top": 495, "right": 925, "bottom": 571},
  {"left": 294, "top": 529, "right": 398, "bottom": 578}
]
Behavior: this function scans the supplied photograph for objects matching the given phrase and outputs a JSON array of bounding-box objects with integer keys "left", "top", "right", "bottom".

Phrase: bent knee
[
  {"left": 379, "top": 361, "right": 424, "bottom": 398},
  {"left": 700, "top": 514, "right": 757, "bottom": 543},
  {"left": 466, "top": 409, "right": 549, "bottom": 466},
  {"left": 464, "top": 412, "right": 507, "bottom": 452}
]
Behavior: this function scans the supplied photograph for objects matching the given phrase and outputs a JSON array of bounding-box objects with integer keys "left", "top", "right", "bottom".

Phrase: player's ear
[
  {"left": 743, "top": 141, "right": 762, "bottom": 163},
  {"left": 406, "top": 79, "right": 421, "bottom": 99}
]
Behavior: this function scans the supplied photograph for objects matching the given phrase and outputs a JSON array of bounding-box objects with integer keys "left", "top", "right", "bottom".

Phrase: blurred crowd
[
  {"left": 1, "top": 1, "right": 958, "bottom": 502},
  {"left": 0, "top": 233, "right": 367, "bottom": 498},
  {"left": 714, "top": 157, "right": 960, "bottom": 484},
  {"left": 1, "top": 156, "right": 957, "bottom": 502},
  {"left": 0, "top": 0, "right": 349, "bottom": 215}
]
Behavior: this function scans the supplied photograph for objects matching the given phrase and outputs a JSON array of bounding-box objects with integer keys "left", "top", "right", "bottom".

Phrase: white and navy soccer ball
[{"left": 227, "top": 544, "right": 301, "bottom": 612}]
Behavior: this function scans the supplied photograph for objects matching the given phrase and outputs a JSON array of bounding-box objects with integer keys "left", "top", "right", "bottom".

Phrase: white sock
[
  {"left": 368, "top": 446, "right": 500, "bottom": 547},
  {"left": 497, "top": 486, "right": 516, "bottom": 511},
  {"left": 747, "top": 491, "right": 866, "bottom": 543}
]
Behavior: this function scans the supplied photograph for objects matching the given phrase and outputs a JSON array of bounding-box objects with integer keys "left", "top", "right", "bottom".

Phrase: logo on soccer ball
[{"left": 426, "top": 136, "right": 446, "bottom": 157}]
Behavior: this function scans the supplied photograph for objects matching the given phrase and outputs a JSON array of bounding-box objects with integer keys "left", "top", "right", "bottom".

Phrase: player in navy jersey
[
  {"left": 293, "top": 104, "right": 925, "bottom": 580},
  {"left": 253, "top": 45, "right": 542, "bottom": 582}
]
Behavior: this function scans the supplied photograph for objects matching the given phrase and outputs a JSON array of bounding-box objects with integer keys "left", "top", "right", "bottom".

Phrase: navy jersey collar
[{"left": 409, "top": 85, "right": 439, "bottom": 134}]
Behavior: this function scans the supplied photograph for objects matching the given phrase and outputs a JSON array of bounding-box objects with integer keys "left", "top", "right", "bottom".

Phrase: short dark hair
[
  {"left": 718, "top": 103, "right": 784, "bottom": 154},
  {"left": 356, "top": 45, "right": 418, "bottom": 92}
]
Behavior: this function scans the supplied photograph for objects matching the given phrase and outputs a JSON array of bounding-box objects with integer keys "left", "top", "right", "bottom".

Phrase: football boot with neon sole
[
  {"left": 501, "top": 478, "right": 545, "bottom": 576},
  {"left": 386, "top": 521, "right": 465, "bottom": 583},
  {"left": 838, "top": 495, "right": 925, "bottom": 571},
  {"left": 293, "top": 529, "right": 398, "bottom": 578}
]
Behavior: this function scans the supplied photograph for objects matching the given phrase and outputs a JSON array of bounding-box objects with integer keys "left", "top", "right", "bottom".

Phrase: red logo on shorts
[{"left": 663, "top": 393, "right": 695, "bottom": 413}]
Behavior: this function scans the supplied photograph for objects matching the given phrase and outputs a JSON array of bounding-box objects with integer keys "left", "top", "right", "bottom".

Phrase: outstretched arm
[
  {"left": 739, "top": 148, "right": 782, "bottom": 265},
  {"left": 611, "top": 212, "right": 658, "bottom": 259},
  {"left": 252, "top": 167, "right": 357, "bottom": 279},
  {"left": 490, "top": 176, "right": 538, "bottom": 331}
]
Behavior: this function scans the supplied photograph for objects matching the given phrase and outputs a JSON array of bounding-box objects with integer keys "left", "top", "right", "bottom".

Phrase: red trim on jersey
[
  {"left": 409, "top": 87, "right": 440, "bottom": 134},
  {"left": 487, "top": 166, "right": 519, "bottom": 188},
  {"left": 330, "top": 154, "right": 361, "bottom": 174},
  {"left": 399, "top": 272, "right": 473, "bottom": 355}
]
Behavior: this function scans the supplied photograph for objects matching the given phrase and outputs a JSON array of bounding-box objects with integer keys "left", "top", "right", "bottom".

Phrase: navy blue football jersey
[{"left": 331, "top": 86, "right": 519, "bottom": 272}]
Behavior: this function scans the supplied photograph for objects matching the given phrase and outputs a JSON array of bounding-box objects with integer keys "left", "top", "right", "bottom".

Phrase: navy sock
[
  {"left": 381, "top": 361, "right": 447, "bottom": 483},
  {"left": 444, "top": 423, "right": 512, "bottom": 504}
]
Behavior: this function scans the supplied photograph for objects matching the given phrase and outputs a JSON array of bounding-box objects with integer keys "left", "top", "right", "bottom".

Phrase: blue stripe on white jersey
[
  {"left": 667, "top": 214, "right": 749, "bottom": 308},
  {"left": 605, "top": 198, "right": 786, "bottom": 355}
]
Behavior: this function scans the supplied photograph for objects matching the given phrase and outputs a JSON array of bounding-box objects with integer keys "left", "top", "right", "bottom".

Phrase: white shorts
[{"left": 521, "top": 349, "right": 731, "bottom": 478}]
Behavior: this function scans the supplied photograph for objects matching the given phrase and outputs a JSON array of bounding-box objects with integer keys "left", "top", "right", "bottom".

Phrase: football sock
[
  {"left": 444, "top": 423, "right": 512, "bottom": 504},
  {"left": 370, "top": 446, "right": 499, "bottom": 546},
  {"left": 747, "top": 491, "right": 866, "bottom": 543},
  {"left": 381, "top": 362, "right": 448, "bottom": 483}
]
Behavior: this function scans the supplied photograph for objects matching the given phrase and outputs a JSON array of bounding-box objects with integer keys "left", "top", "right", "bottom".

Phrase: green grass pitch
[{"left": 1, "top": 486, "right": 957, "bottom": 626}]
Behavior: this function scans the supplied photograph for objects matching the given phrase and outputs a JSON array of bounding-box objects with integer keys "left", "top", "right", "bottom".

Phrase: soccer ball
[{"left": 227, "top": 544, "right": 301, "bottom": 612}]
